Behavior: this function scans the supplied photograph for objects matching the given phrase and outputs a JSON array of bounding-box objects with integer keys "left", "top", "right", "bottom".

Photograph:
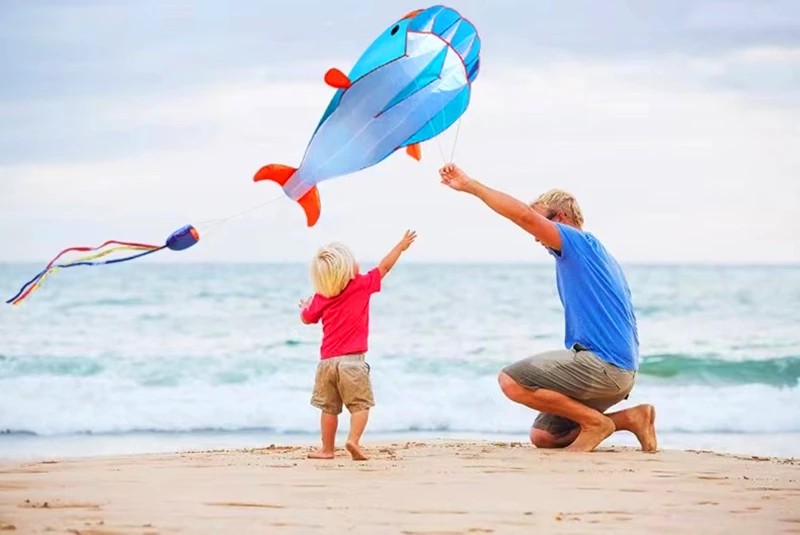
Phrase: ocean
[{"left": 1, "top": 263, "right": 798, "bottom": 460}]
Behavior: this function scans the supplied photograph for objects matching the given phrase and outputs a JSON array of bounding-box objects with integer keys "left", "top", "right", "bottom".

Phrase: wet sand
[{"left": 1, "top": 440, "right": 798, "bottom": 534}]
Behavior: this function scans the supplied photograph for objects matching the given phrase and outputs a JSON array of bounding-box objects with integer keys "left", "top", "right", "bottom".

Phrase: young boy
[{"left": 298, "top": 230, "right": 416, "bottom": 460}]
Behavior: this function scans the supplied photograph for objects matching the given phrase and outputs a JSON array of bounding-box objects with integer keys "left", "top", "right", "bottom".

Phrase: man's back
[{"left": 551, "top": 223, "right": 639, "bottom": 371}]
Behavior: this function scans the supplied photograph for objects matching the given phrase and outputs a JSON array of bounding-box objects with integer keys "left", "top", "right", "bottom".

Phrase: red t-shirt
[{"left": 301, "top": 268, "right": 382, "bottom": 359}]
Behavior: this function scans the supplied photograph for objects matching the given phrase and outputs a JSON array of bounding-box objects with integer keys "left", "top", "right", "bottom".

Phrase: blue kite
[{"left": 253, "top": 5, "right": 481, "bottom": 226}]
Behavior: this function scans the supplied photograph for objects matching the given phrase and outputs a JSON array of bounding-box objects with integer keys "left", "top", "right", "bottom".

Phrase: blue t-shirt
[{"left": 548, "top": 223, "right": 639, "bottom": 371}]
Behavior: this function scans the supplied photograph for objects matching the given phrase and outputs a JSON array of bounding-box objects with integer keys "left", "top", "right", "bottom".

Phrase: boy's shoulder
[{"left": 346, "top": 267, "right": 382, "bottom": 296}]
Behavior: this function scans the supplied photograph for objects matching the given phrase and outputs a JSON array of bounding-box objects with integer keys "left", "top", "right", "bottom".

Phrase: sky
[{"left": 0, "top": 0, "right": 798, "bottom": 265}]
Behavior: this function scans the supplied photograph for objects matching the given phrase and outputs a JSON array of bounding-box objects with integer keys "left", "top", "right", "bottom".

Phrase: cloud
[
  {"left": 3, "top": 0, "right": 799, "bottom": 103},
  {"left": 2, "top": 46, "right": 797, "bottom": 265},
  {"left": 1, "top": 0, "right": 798, "bottom": 265}
]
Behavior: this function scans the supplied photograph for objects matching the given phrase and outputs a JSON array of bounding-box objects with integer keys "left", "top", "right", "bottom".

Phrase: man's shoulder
[
  {"left": 555, "top": 223, "right": 598, "bottom": 256},
  {"left": 555, "top": 224, "right": 623, "bottom": 269},
  {"left": 556, "top": 222, "right": 596, "bottom": 242}
]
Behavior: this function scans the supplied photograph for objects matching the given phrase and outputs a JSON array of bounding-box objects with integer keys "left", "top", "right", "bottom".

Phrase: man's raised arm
[{"left": 439, "top": 164, "right": 562, "bottom": 251}]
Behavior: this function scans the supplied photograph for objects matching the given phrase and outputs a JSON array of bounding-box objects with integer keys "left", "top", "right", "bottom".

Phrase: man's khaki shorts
[
  {"left": 502, "top": 344, "right": 636, "bottom": 438},
  {"left": 310, "top": 353, "right": 375, "bottom": 415}
]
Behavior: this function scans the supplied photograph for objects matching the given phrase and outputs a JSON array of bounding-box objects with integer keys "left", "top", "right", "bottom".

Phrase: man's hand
[
  {"left": 396, "top": 229, "right": 417, "bottom": 251},
  {"left": 439, "top": 163, "right": 472, "bottom": 192}
]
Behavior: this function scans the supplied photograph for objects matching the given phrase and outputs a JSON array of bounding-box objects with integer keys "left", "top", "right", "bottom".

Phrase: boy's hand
[
  {"left": 397, "top": 230, "right": 417, "bottom": 251},
  {"left": 379, "top": 230, "right": 416, "bottom": 278},
  {"left": 298, "top": 297, "right": 312, "bottom": 309},
  {"left": 439, "top": 163, "right": 472, "bottom": 192}
]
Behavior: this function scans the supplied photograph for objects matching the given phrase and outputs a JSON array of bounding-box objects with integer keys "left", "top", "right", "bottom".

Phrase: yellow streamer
[{"left": 13, "top": 245, "right": 159, "bottom": 305}]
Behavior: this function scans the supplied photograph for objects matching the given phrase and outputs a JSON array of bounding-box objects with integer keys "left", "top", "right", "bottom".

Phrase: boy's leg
[
  {"left": 308, "top": 412, "right": 338, "bottom": 459},
  {"left": 346, "top": 410, "right": 369, "bottom": 461},
  {"left": 309, "top": 359, "right": 343, "bottom": 459},
  {"left": 337, "top": 355, "right": 375, "bottom": 461}
]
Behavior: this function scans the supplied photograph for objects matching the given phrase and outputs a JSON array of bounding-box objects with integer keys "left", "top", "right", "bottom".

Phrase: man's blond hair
[
  {"left": 531, "top": 189, "right": 584, "bottom": 227},
  {"left": 310, "top": 242, "right": 356, "bottom": 298}
]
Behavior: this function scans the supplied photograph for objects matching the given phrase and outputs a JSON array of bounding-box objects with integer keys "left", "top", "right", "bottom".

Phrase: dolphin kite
[{"left": 253, "top": 5, "right": 481, "bottom": 226}]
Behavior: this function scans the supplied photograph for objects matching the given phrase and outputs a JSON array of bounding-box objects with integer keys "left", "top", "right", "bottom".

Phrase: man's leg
[
  {"left": 606, "top": 404, "right": 658, "bottom": 452},
  {"left": 498, "top": 371, "right": 614, "bottom": 452},
  {"left": 529, "top": 410, "right": 580, "bottom": 449},
  {"left": 530, "top": 424, "right": 580, "bottom": 449},
  {"left": 498, "top": 348, "right": 657, "bottom": 452},
  {"left": 529, "top": 404, "right": 657, "bottom": 452}
]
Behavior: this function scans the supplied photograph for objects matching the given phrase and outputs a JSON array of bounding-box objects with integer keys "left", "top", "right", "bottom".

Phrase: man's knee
[
  {"left": 529, "top": 427, "right": 579, "bottom": 449},
  {"left": 530, "top": 428, "right": 557, "bottom": 448},
  {"left": 497, "top": 371, "right": 522, "bottom": 400}
]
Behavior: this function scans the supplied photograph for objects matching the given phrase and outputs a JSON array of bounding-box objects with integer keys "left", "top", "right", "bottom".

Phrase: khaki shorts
[
  {"left": 310, "top": 353, "right": 375, "bottom": 415},
  {"left": 502, "top": 344, "right": 636, "bottom": 438}
]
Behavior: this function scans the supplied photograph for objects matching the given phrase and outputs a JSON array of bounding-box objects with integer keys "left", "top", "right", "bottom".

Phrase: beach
[
  {"left": 1, "top": 440, "right": 798, "bottom": 534},
  {"left": 1, "top": 264, "right": 799, "bottom": 532}
]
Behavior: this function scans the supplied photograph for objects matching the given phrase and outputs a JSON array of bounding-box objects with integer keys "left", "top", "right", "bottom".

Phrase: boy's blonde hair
[
  {"left": 531, "top": 189, "right": 585, "bottom": 227},
  {"left": 310, "top": 242, "right": 356, "bottom": 298}
]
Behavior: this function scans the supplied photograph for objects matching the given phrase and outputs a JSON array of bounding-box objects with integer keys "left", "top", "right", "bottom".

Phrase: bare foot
[
  {"left": 346, "top": 441, "right": 368, "bottom": 461},
  {"left": 629, "top": 404, "right": 658, "bottom": 452},
  {"left": 307, "top": 450, "right": 335, "bottom": 459},
  {"left": 564, "top": 416, "right": 615, "bottom": 452}
]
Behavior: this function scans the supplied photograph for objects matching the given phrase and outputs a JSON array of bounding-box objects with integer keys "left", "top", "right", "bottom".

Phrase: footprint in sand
[
  {"left": 730, "top": 506, "right": 763, "bottom": 514},
  {"left": 652, "top": 470, "right": 680, "bottom": 478},
  {"left": 406, "top": 510, "right": 469, "bottom": 516},
  {"left": 696, "top": 474, "right": 729, "bottom": 481},
  {"left": 205, "top": 502, "right": 284, "bottom": 509},
  {"left": 556, "top": 510, "right": 635, "bottom": 522},
  {"left": 19, "top": 500, "right": 101, "bottom": 510}
]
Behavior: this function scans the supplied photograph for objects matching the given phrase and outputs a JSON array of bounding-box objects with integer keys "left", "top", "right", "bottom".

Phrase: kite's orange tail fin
[
  {"left": 253, "top": 164, "right": 321, "bottom": 227},
  {"left": 406, "top": 143, "right": 421, "bottom": 161}
]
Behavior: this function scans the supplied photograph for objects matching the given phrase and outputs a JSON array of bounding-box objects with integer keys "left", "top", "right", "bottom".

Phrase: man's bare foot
[
  {"left": 628, "top": 404, "right": 658, "bottom": 452},
  {"left": 564, "top": 416, "right": 615, "bottom": 452},
  {"left": 345, "top": 440, "right": 368, "bottom": 461},
  {"left": 307, "top": 450, "right": 335, "bottom": 459}
]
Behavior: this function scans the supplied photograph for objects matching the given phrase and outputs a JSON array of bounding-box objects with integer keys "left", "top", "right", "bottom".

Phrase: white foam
[{"left": 1, "top": 369, "right": 798, "bottom": 436}]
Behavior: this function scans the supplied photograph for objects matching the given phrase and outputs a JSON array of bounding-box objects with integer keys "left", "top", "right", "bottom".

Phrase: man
[{"left": 439, "top": 163, "right": 657, "bottom": 453}]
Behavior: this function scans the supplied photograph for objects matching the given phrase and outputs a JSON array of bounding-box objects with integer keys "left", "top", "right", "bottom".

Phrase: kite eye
[{"left": 390, "top": 25, "right": 399, "bottom": 35}]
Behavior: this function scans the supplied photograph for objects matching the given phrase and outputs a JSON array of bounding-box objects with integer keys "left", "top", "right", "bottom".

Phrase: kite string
[
  {"left": 448, "top": 116, "right": 462, "bottom": 163},
  {"left": 195, "top": 192, "right": 287, "bottom": 239}
]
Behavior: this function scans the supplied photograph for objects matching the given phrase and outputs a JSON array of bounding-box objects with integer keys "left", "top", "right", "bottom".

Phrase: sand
[{"left": 0, "top": 440, "right": 798, "bottom": 534}]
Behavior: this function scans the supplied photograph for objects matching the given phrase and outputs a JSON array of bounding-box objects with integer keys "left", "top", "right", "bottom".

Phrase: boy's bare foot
[
  {"left": 628, "top": 404, "right": 658, "bottom": 452},
  {"left": 346, "top": 440, "right": 368, "bottom": 461},
  {"left": 564, "top": 416, "right": 615, "bottom": 452},
  {"left": 308, "top": 450, "right": 335, "bottom": 459}
]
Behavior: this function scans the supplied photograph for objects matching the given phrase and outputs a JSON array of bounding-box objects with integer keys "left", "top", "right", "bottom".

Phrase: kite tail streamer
[
  {"left": 43, "top": 240, "right": 166, "bottom": 270},
  {"left": 6, "top": 199, "right": 284, "bottom": 306},
  {"left": 6, "top": 243, "right": 165, "bottom": 306}
]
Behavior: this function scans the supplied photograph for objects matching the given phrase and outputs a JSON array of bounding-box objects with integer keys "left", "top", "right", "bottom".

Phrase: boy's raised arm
[{"left": 378, "top": 230, "right": 416, "bottom": 278}]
